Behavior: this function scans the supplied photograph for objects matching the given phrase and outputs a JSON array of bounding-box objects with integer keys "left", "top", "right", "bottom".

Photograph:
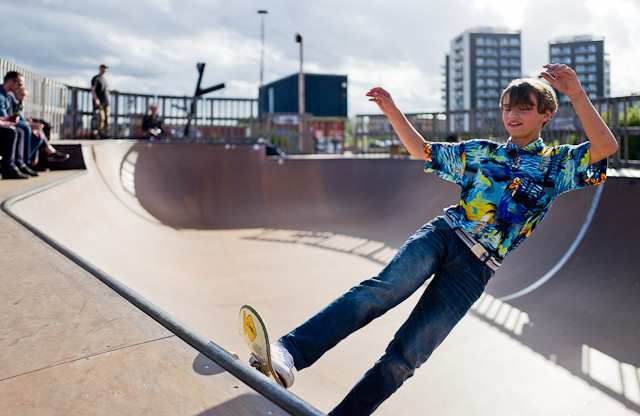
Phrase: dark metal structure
[{"left": 185, "top": 62, "right": 225, "bottom": 137}]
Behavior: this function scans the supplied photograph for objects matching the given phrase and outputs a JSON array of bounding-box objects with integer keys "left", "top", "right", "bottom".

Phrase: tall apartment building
[
  {"left": 444, "top": 27, "right": 522, "bottom": 113},
  {"left": 549, "top": 35, "right": 609, "bottom": 102}
]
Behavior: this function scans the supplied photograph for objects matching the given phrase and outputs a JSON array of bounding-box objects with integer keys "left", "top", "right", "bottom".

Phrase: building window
[
  {"left": 551, "top": 56, "right": 572, "bottom": 64},
  {"left": 575, "top": 54, "right": 596, "bottom": 63},
  {"left": 576, "top": 45, "right": 597, "bottom": 53},
  {"left": 477, "top": 58, "right": 498, "bottom": 66},
  {"left": 500, "top": 58, "right": 521, "bottom": 67},
  {"left": 551, "top": 46, "right": 572, "bottom": 55}
]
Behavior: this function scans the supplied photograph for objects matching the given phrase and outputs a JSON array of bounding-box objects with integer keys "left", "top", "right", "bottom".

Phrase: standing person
[
  {"left": 91, "top": 64, "right": 110, "bottom": 139},
  {"left": 267, "top": 64, "right": 618, "bottom": 416},
  {"left": 0, "top": 71, "right": 33, "bottom": 178}
]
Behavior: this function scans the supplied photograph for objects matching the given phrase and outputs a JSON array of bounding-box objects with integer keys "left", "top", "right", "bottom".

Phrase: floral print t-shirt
[{"left": 424, "top": 138, "right": 607, "bottom": 260}]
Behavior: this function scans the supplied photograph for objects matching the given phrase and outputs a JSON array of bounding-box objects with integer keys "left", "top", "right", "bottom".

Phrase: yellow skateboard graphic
[
  {"left": 243, "top": 310, "right": 258, "bottom": 342},
  {"left": 238, "top": 304, "right": 285, "bottom": 387}
]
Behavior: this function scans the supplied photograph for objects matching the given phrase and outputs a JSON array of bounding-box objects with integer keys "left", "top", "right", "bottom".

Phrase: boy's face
[
  {"left": 501, "top": 92, "right": 552, "bottom": 147},
  {"left": 16, "top": 90, "right": 27, "bottom": 102}
]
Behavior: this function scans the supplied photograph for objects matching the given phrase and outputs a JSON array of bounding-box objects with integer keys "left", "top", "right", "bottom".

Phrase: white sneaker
[{"left": 271, "top": 342, "right": 295, "bottom": 388}]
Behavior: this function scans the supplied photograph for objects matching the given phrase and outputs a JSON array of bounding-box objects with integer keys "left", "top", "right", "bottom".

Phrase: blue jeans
[
  {"left": 279, "top": 216, "right": 495, "bottom": 416},
  {"left": 16, "top": 123, "right": 44, "bottom": 163},
  {"left": 0, "top": 125, "right": 25, "bottom": 169}
]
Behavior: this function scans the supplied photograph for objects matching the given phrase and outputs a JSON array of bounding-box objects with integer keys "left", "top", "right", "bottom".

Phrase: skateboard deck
[{"left": 238, "top": 304, "right": 285, "bottom": 387}]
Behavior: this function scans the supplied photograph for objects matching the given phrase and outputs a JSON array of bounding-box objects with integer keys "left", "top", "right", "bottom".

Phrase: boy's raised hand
[
  {"left": 540, "top": 64, "right": 584, "bottom": 99},
  {"left": 366, "top": 87, "right": 399, "bottom": 117},
  {"left": 542, "top": 64, "right": 617, "bottom": 164}
]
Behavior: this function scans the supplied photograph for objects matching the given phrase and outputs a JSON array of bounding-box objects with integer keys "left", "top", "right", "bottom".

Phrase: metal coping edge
[{"left": 0, "top": 171, "right": 325, "bottom": 416}]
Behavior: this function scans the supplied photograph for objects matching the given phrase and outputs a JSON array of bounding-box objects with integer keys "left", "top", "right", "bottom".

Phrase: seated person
[
  {"left": 0, "top": 71, "right": 31, "bottom": 178},
  {"left": 11, "top": 90, "right": 43, "bottom": 171},
  {"left": 13, "top": 87, "right": 69, "bottom": 170},
  {"left": 142, "top": 103, "right": 164, "bottom": 140},
  {"left": 0, "top": 120, "right": 27, "bottom": 179}
]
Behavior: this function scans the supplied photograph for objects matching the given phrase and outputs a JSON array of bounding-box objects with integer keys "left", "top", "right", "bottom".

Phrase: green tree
[
  {"left": 621, "top": 104, "right": 640, "bottom": 126},
  {"left": 620, "top": 104, "right": 640, "bottom": 160}
]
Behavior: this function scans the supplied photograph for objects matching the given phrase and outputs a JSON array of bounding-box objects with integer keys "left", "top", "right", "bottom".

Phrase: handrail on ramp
[{"left": 1, "top": 172, "right": 326, "bottom": 416}]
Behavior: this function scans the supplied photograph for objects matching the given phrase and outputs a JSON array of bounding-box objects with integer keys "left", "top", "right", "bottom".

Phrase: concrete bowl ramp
[{"left": 5, "top": 141, "right": 640, "bottom": 415}]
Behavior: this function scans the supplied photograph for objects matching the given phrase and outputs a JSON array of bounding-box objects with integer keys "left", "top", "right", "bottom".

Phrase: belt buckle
[{"left": 470, "top": 243, "right": 487, "bottom": 260}]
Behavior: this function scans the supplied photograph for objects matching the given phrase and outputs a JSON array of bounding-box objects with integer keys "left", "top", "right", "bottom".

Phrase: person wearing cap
[{"left": 91, "top": 64, "right": 110, "bottom": 139}]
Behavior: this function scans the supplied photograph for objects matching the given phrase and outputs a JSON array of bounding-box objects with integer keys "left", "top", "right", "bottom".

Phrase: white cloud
[
  {"left": 338, "top": 58, "right": 440, "bottom": 115},
  {"left": 4, "top": 0, "right": 640, "bottom": 116}
]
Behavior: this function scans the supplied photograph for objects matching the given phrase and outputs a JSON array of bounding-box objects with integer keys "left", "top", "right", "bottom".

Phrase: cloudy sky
[{"left": 3, "top": 0, "right": 639, "bottom": 116}]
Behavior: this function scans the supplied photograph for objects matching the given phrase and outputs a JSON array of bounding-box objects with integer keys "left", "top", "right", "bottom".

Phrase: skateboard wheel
[{"left": 249, "top": 354, "right": 260, "bottom": 369}]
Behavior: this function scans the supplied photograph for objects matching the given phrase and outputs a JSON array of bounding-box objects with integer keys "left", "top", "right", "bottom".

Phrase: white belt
[{"left": 443, "top": 215, "right": 502, "bottom": 272}]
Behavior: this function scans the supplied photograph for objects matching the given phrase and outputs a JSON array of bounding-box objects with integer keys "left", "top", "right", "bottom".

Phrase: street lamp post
[
  {"left": 258, "top": 10, "right": 268, "bottom": 88},
  {"left": 296, "top": 33, "right": 305, "bottom": 152}
]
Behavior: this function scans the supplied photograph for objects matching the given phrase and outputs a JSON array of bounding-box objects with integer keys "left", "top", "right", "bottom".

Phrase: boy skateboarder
[{"left": 268, "top": 64, "right": 618, "bottom": 415}]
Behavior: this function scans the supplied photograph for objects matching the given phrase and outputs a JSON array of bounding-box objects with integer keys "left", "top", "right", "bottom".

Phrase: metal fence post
[{"left": 70, "top": 87, "right": 79, "bottom": 139}]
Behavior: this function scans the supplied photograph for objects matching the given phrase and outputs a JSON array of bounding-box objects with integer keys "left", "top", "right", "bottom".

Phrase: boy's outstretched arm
[
  {"left": 366, "top": 88, "right": 427, "bottom": 160},
  {"left": 540, "top": 64, "right": 618, "bottom": 165}
]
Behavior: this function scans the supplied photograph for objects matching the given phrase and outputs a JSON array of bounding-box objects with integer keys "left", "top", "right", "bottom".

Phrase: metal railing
[
  {"left": 4, "top": 59, "right": 638, "bottom": 164},
  {"left": 1, "top": 59, "right": 68, "bottom": 140},
  {"left": 63, "top": 88, "right": 346, "bottom": 154},
  {"left": 355, "top": 95, "right": 640, "bottom": 167},
  {"left": 65, "top": 87, "right": 260, "bottom": 140},
  {"left": 2, "top": 59, "right": 348, "bottom": 155}
]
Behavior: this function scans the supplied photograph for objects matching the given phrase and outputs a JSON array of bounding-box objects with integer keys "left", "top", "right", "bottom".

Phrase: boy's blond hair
[{"left": 500, "top": 78, "right": 558, "bottom": 127}]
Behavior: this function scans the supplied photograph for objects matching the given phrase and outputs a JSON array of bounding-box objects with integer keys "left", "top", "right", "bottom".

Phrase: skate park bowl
[{"left": 2, "top": 141, "right": 640, "bottom": 415}]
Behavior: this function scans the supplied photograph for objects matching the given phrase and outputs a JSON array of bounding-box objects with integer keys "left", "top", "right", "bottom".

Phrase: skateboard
[{"left": 238, "top": 304, "right": 286, "bottom": 387}]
